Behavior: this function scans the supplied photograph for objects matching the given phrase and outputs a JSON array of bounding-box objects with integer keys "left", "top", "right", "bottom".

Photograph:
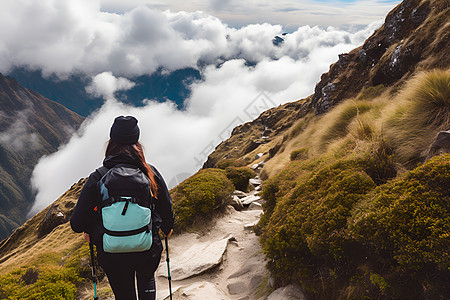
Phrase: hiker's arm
[
  {"left": 151, "top": 166, "right": 175, "bottom": 235},
  {"left": 70, "top": 172, "right": 100, "bottom": 233}
]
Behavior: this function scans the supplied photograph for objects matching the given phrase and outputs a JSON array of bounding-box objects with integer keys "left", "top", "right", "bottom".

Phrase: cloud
[
  {"left": 86, "top": 72, "right": 136, "bottom": 99},
  {"left": 0, "top": 0, "right": 388, "bottom": 79},
  {"left": 0, "top": 107, "right": 41, "bottom": 151},
  {"left": 28, "top": 18, "right": 381, "bottom": 215}
]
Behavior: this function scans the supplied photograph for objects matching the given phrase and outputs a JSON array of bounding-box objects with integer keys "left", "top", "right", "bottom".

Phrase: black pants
[{"left": 101, "top": 253, "right": 161, "bottom": 300}]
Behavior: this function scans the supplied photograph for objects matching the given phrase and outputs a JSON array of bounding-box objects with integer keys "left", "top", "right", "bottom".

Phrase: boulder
[
  {"left": 267, "top": 285, "right": 307, "bottom": 300},
  {"left": 244, "top": 221, "right": 258, "bottom": 231},
  {"left": 232, "top": 190, "right": 248, "bottom": 199},
  {"left": 426, "top": 130, "right": 450, "bottom": 160},
  {"left": 38, "top": 205, "right": 67, "bottom": 238},
  {"left": 227, "top": 281, "right": 247, "bottom": 295},
  {"left": 241, "top": 195, "right": 261, "bottom": 206},
  {"left": 249, "top": 178, "right": 263, "bottom": 187},
  {"left": 248, "top": 202, "right": 262, "bottom": 210},
  {"left": 158, "top": 236, "right": 233, "bottom": 280},
  {"left": 227, "top": 195, "right": 244, "bottom": 211}
]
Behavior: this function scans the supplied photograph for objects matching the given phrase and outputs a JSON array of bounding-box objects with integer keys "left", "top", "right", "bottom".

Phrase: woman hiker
[{"left": 70, "top": 115, "right": 175, "bottom": 300}]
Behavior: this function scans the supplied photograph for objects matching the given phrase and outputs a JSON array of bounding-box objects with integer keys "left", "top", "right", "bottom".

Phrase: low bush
[
  {"left": 225, "top": 167, "right": 256, "bottom": 192},
  {"left": 0, "top": 267, "right": 80, "bottom": 299},
  {"left": 171, "top": 168, "right": 235, "bottom": 231},
  {"left": 350, "top": 154, "right": 450, "bottom": 298},
  {"left": 357, "top": 139, "right": 397, "bottom": 185},
  {"left": 259, "top": 153, "right": 450, "bottom": 299},
  {"left": 290, "top": 148, "right": 308, "bottom": 161},
  {"left": 216, "top": 158, "right": 247, "bottom": 169},
  {"left": 259, "top": 159, "right": 376, "bottom": 298}
]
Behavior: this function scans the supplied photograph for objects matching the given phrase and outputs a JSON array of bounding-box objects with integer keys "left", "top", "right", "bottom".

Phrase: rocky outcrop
[
  {"left": 37, "top": 204, "right": 67, "bottom": 238},
  {"left": 426, "top": 130, "right": 450, "bottom": 160},
  {"left": 312, "top": 0, "right": 448, "bottom": 115}
]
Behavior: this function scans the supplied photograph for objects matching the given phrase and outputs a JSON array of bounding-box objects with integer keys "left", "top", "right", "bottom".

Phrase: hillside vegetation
[{"left": 251, "top": 69, "right": 450, "bottom": 299}]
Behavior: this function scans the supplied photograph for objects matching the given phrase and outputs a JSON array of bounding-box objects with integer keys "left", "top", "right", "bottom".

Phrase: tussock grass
[{"left": 383, "top": 69, "right": 450, "bottom": 165}]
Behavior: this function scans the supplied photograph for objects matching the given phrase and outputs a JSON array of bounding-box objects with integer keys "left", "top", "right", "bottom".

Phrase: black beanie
[{"left": 110, "top": 116, "right": 140, "bottom": 144}]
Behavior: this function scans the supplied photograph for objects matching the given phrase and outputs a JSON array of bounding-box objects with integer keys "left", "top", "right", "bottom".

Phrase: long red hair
[{"left": 105, "top": 140, "right": 159, "bottom": 199}]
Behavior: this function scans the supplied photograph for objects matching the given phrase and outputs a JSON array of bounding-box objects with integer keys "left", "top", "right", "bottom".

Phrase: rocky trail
[
  {"left": 153, "top": 170, "right": 306, "bottom": 300},
  {"left": 156, "top": 188, "right": 267, "bottom": 300}
]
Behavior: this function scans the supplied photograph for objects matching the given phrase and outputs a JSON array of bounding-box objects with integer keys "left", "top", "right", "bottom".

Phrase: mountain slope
[
  {"left": 204, "top": 0, "right": 449, "bottom": 171},
  {"left": 0, "top": 74, "right": 84, "bottom": 240}
]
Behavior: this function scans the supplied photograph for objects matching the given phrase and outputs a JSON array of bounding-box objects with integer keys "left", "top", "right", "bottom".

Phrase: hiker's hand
[{"left": 83, "top": 232, "right": 90, "bottom": 243}]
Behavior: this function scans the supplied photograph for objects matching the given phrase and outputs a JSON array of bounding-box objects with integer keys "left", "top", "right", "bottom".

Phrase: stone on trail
[
  {"left": 241, "top": 195, "right": 261, "bottom": 206},
  {"left": 232, "top": 190, "right": 248, "bottom": 199},
  {"left": 227, "top": 281, "right": 247, "bottom": 295},
  {"left": 248, "top": 201, "right": 262, "bottom": 210},
  {"left": 244, "top": 221, "right": 258, "bottom": 231},
  {"left": 227, "top": 195, "right": 244, "bottom": 211},
  {"left": 158, "top": 235, "right": 233, "bottom": 280},
  {"left": 249, "top": 178, "right": 263, "bottom": 186},
  {"left": 267, "top": 284, "right": 307, "bottom": 300}
]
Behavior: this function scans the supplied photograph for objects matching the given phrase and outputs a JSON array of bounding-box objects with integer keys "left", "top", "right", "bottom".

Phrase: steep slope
[
  {"left": 0, "top": 74, "right": 84, "bottom": 240},
  {"left": 204, "top": 0, "right": 449, "bottom": 170}
]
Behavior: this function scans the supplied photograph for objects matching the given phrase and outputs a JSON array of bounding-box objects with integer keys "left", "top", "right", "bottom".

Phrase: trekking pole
[
  {"left": 89, "top": 243, "right": 99, "bottom": 300},
  {"left": 164, "top": 236, "right": 173, "bottom": 300}
]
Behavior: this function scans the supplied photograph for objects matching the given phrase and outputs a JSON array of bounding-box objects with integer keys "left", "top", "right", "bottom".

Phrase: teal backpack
[{"left": 97, "top": 164, "right": 154, "bottom": 253}]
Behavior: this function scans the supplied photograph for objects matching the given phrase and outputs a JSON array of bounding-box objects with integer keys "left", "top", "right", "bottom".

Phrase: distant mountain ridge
[
  {"left": 0, "top": 73, "right": 84, "bottom": 240},
  {"left": 9, "top": 67, "right": 201, "bottom": 117}
]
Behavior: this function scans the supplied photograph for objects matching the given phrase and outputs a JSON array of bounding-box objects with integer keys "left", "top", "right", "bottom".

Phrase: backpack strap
[
  {"left": 104, "top": 224, "right": 151, "bottom": 237},
  {"left": 95, "top": 166, "right": 109, "bottom": 179},
  {"left": 100, "top": 196, "right": 152, "bottom": 209}
]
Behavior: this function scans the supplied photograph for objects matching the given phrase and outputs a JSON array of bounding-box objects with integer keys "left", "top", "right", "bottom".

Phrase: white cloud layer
[
  {"left": 0, "top": 0, "right": 389, "bottom": 215},
  {"left": 0, "top": 0, "right": 381, "bottom": 78},
  {"left": 28, "top": 20, "right": 382, "bottom": 215}
]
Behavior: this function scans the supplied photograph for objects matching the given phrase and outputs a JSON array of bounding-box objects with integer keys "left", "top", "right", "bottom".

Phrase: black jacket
[{"left": 70, "top": 154, "right": 175, "bottom": 265}]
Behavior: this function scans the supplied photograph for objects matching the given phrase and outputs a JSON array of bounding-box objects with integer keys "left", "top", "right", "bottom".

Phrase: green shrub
[
  {"left": 260, "top": 159, "right": 376, "bottom": 296},
  {"left": 290, "top": 148, "right": 308, "bottom": 161},
  {"left": 216, "top": 158, "right": 247, "bottom": 169},
  {"left": 171, "top": 168, "right": 234, "bottom": 231},
  {"left": 350, "top": 154, "right": 450, "bottom": 298},
  {"left": 0, "top": 267, "right": 80, "bottom": 300},
  {"left": 358, "top": 139, "right": 397, "bottom": 185},
  {"left": 225, "top": 167, "right": 256, "bottom": 191}
]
